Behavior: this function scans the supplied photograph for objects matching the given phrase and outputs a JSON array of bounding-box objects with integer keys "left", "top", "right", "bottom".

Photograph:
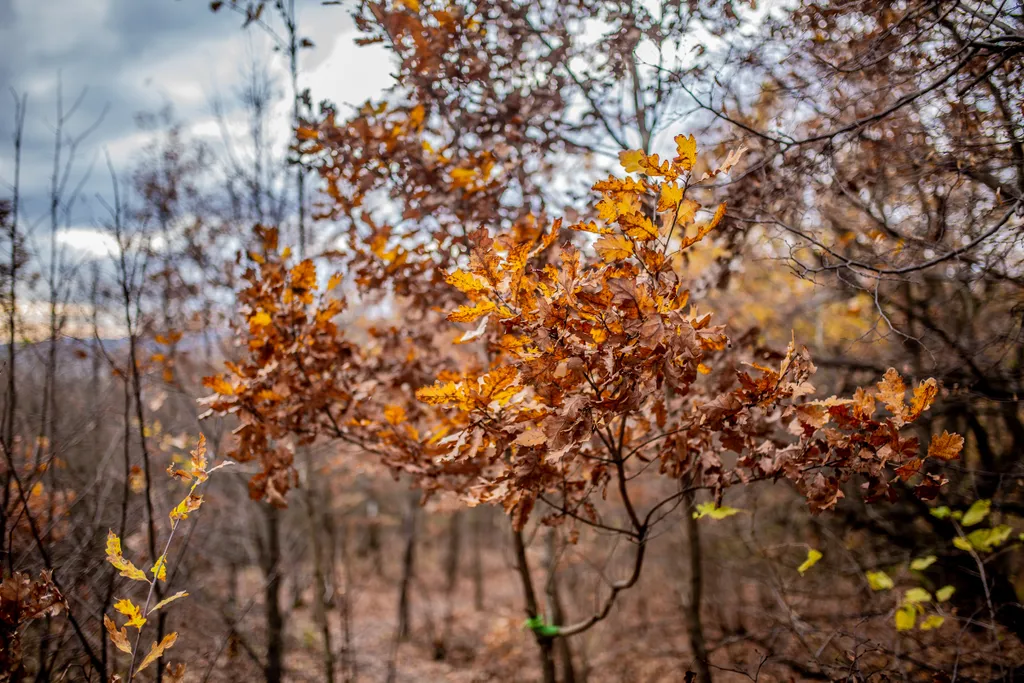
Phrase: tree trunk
[
  {"left": 396, "top": 493, "right": 418, "bottom": 642},
  {"left": 545, "top": 529, "right": 576, "bottom": 683},
  {"left": 681, "top": 491, "right": 711, "bottom": 683},
  {"left": 512, "top": 528, "right": 557, "bottom": 683},
  {"left": 262, "top": 505, "right": 285, "bottom": 683}
]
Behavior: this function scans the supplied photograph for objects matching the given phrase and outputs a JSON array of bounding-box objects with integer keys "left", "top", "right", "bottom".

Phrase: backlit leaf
[
  {"left": 866, "top": 570, "right": 894, "bottom": 591},
  {"left": 928, "top": 431, "right": 963, "bottom": 461},
  {"left": 797, "top": 548, "right": 823, "bottom": 575}
]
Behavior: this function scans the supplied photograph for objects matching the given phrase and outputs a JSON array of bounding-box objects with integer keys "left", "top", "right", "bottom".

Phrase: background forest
[{"left": 0, "top": 0, "right": 1022, "bottom": 681}]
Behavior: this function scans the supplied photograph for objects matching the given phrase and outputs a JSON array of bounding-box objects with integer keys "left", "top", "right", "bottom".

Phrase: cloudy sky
[{"left": 0, "top": 0, "right": 394, "bottom": 257}]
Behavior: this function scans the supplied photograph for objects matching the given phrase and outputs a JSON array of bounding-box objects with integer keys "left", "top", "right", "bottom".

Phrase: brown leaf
[
  {"left": 135, "top": 632, "right": 178, "bottom": 677},
  {"left": 927, "top": 431, "right": 963, "bottom": 461}
]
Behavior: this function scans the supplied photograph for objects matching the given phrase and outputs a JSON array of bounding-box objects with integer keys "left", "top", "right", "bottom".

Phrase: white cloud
[{"left": 56, "top": 227, "right": 119, "bottom": 259}]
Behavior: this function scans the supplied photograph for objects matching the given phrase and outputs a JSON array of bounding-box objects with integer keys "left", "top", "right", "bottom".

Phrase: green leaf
[
  {"left": 935, "top": 585, "right": 955, "bottom": 602},
  {"left": 909, "top": 555, "right": 937, "bottom": 571},
  {"left": 524, "top": 615, "right": 560, "bottom": 638},
  {"left": 919, "top": 614, "right": 945, "bottom": 630},
  {"left": 866, "top": 570, "right": 894, "bottom": 591},
  {"left": 903, "top": 587, "right": 932, "bottom": 605},
  {"left": 962, "top": 499, "right": 991, "bottom": 527},
  {"left": 895, "top": 605, "right": 917, "bottom": 631},
  {"left": 929, "top": 506, "right": 952, "bottom": 520},
  {"left": 692, "top": 502, "right": 742, "bottom": 520},
  {"left": 797, "top": 549, "right": 823, "bottom": 575}
]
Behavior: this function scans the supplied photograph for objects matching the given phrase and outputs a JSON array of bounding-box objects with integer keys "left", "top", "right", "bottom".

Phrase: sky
[{"left": 0, "top": 0, "right": 395, "bottom": 259}]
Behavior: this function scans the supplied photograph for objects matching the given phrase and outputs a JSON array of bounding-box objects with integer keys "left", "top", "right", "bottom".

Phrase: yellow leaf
[
  {"left": 961, "top": 499, "right": 990, "bottom": 527},
  {"left": 104, "top": 614, "right": 132, "bottom": 654},
  {"left": 619, "top": 212, "right": 659, "bottom": 241},
  {"left": 593, "top": 234, "right": 634, "bottom": 262},
  {"left": 105, "top": 531, "right": 149, "bottom": 583},
  {"left": 327, "top": 273, "right": 343, "bottom": 291},
  {"left": 903, "top": 587, "right": 932, "bottom": 604},
  {"left": 618, "top": 149, "right": 646, "bottom": 174},
  {"left": 692, "top": 502, "right": 742, "bottom": 520},
  {"left": 134, "top": 632, "right": 178, "bottom": 677},
  {"left": 797, "top": 548, "right": 823, "bottom": 575},
  {"left": 169, "top": 494, "right": 203, "bottom": 523},
  {"left": 114, "top": 598, "right": 146, "bottom": 630},
  {"left": 657, "top": 183, "right": 683, "bottom": 212},
  {"left": 416, "top": 381, "right": 467, "bottom": 406},
  {"left": 673, "top": 134, "right": 697, "bottom": 171},
  {"left": 706, "top": 202, "right": 727, "bottom": 231},
  {"left": 919, "top": 614, "right": 945, "bottom": 630},
  {"left": 909, "top": 555, "right": 937, "bottom": 571},
  {"left": 935, "top": 585, "right": 955, "bottom": 602},
  {"left": 151, "top": 555, "right": 167, "bottom": 582},
  {"left": 151, "top": 591, "right": 189, "bottom": 613},
  {"left": 447, "top": 300, "right": 496, "bottom": 323},
  {"left": 895, "top": 604, "right": 916, "bottom": 631},
  {"left": 384, "top": 404, "right": 406, "bottom": 426},
  {"left": 477, "top": 366, "right": 519, "bottom": 406},
  {"left": 445, "top": 270, "right": 491, "bottom": 295},
  {"left": 866, "top": 570, "right": 894, "bottom": 591},
  {"left": 249, "top": 311, "right": 271, "bottom": 327},
  {"left": 696, "top": 363, "right": 711, "bottom": 375}
]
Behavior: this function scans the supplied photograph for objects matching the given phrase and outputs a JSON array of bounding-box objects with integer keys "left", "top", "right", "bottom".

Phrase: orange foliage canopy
[{"left": 203, "top": 139, "right": 959, "bottom": 531}]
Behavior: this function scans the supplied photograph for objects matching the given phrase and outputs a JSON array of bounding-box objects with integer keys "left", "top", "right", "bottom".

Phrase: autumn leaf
[
  {"left": 866, "top": 570, "right": 894, "bottom": 591},
  {"left": 384, "top": 404, "right": 406, "bottom": 425},
  {"left": 908, "top": 378, "right": 937, "bottom": 420},
  {"left": 618, "top": 149, "right": 646, "bottom": 174},
  {"left": 876, "top": 368, "right": 906, "bottom": 419},
  {"left": 151, "top": 591, "right": 189, "bottom": 613},
  {"left": 895, "top": 604, "right": 916, "bottom": 631},
  {"left": 657, "top": 183, "right": 683, "bottom": 212},
  {"left": 114, "top": 598, "right": 146, "bottom": 630},
  {"left": 135, "top": 632, "right": 178, "bottom": 677},
  {"left": 936, "top": 585, "right": 955, "bottom": 602},
  {"left": 927, "top": 431, "right": 963, "bottom": 461},
  {"left": 961, "top": 499, "right": 991, "bottom": 527},
  {"left": 104, "top": 614, "right": 132, "bottom": 654},
  {"left": 164, "top": 663, "right": 186, "bottom": 683},
  {"left": 619, "top": 212, "right": 659, "bottom": 241},
  {"left": 706, "top": 203, "right": 727, "bottom": 232},
  {"left": 515, "top": 429, "right": 546, "bottom": 447},
  {"left": 169, "top": 494, "right": 203, "bottom": 523},
  {"left": 151, "top": 555, "right": 167, "bottom": 582},
  {"left": 448, "top": 300, "right": 496, "bottom": 323},
  {"left": 290, "top": 260, "right": 317, "bottom": 292},
  {"left": 919, "top": 614, "right": 945, "bottom": 630},
  {"left": 202, "top": 375, "right": 235, "bottom": 397},
  {"left": 674, "top": 134, "right": 697, "bottom": 171},
  {"left": 476, "top": 366, "right": 519, "bottom": 406},
  {"left": 416, "top": 380, "right": 467, "bottom": 406},
  {"left": 249, "top": 311, "right": 271, "bottom": 328},
  {"left": 105, "top": 531, "right": 149, "bottom": 583},
  {"left": 594, "top": 234, "right": 634, "bottom": 262},
  {"left": 692, "top": 503, "right": 741, "bottom": 520},
  {"left": 445, "top": 270, "right": 491, "bottom": 295},
  {"left": 954, "top": 525, "right": 1012, "bottom": 552},
  {"left": 909, "top": 555, "right": 937, "bottom": 571},
  {"left": 797, "top": 548, "right": 823, "bottom": 575}
]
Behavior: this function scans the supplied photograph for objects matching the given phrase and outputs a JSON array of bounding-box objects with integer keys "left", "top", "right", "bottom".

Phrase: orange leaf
[{"left": 928, "top": 431, "right": 963, "bottom": 461}]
